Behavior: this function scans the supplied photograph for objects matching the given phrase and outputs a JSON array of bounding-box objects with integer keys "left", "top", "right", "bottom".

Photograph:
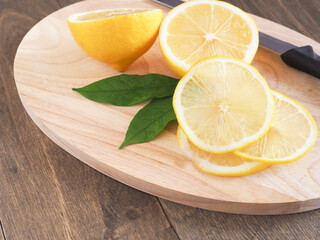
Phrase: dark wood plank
[
  {"left": 0, "top": 0, "right": 178, "bottom": 239},
  {"left": 160, "top": 200, "right": 320, "bottom": 240},
  {"left": 56, "top": 0, "right": 79, "bottom": 7},
  {"left": 225, "top": 0, "right": 320, "bottom": 42}
]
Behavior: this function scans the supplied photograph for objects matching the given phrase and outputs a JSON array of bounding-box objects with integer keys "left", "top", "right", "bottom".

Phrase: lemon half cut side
[{"left": 68, "top": 9, "right": 163, "bottom": 71}]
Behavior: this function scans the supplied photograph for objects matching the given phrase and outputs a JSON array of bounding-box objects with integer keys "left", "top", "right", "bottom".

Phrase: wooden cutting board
[{"left": 13, "top": 0, "right": 320, "bottom": 215}]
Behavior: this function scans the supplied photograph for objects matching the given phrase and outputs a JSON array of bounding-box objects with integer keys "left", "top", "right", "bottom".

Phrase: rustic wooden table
[{"left": 1, "top": 0, "right": 320, "bottom": 239}]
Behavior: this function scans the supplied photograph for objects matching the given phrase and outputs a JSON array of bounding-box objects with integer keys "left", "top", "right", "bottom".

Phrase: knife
[{"left": 152, "top": 0, "right": 320, "bottom": 79}]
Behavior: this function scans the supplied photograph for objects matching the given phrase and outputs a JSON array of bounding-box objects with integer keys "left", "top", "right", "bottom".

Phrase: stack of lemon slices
[{"left": 159, "top": 0, "right": 317, "bottom": 176}]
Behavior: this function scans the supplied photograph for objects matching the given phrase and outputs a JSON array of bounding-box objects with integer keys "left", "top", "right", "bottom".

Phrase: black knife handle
[{"left": 280, "top": 45, "right": 320, "bottom": 79}]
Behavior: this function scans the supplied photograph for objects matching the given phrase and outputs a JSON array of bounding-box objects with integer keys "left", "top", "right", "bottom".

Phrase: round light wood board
[{"left": 14, "top": 0, "right": 320, "bottom": 215}]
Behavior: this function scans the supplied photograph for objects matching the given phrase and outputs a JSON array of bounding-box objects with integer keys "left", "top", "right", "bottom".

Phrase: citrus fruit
[
  {"left": 68, "top": 9, "right": 163, "bottom": 71},
  {"left": 159, "top": 0, "right": 259, "bottom": 76},
  {"left": 235, "top": 91, "right": 318, "bottom": 164},
  {"left": 177, "top": 127, "right": 269, "bottom": 177},
  {"left": 173, "top": 57, "right": 274, "bottom": 153}
]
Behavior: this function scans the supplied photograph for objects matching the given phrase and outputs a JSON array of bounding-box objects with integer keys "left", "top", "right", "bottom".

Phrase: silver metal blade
[
  {"left": 152, "top": 0, "right": 183, "bottom": 8},
  {"left": 152, "top": 0, "right": 297, "bottom": 54},
  {"left": 259, "top": 32, "right": 296, "bottom": 54}
]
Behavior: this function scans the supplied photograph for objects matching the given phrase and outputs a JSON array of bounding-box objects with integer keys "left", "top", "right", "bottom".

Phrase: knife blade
[{"left": 152, "top": 0, "right": 320, "bottom": 79}]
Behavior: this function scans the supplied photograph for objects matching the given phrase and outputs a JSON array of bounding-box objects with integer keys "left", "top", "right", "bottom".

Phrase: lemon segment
[
  {"left": 235, "top": 91, "right": 318, "bottom": 164},
  {"left": 159, "top": 0, "right": 258, "bottom": 76},
  {"left": 68, "top": 9, "right": 163, "bottom": 71},
  {"left": 177, "top": 127, "right": 269, "bottom": 177},
  {"left": 173, "top": 57, "right": 274, "bottom": 153}
]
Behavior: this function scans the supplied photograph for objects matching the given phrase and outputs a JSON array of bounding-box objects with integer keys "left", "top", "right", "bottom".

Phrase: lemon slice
[
  {"left": 159, "top": 0, "right": 259, "bottom": 76},
  {"left": 235, "top": 91, "right": 318, "bottom": 164},
  {"left": 173, "top": 57, "right": 274, "bottom": 153},
  {"left": 68, "top": 9, "right": 163, "bottom": 71},
  {"left": 177, "top": 127, "right": 269, "bottom": 177}
]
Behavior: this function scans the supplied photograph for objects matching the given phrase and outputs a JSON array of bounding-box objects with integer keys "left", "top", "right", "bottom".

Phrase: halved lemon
[
  {"left": 68, "top": 9, "right": 163, "bottom": 71},
  {"left": 235, "top": 91, "right": 318, "bottom": 164},
  {"left": 159, "top": 0, "right": 259, "bottom": 76},
  {"left": 173, "top": 57, "right": 274, "bottom": 153},
  {"left": 177, "top": 127, "right": 269, "bottom": 177}
]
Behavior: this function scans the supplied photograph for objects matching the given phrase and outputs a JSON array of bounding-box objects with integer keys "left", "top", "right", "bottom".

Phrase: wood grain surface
[
  {"left": 13, "top": 0, "right": 320, "bottom": 215},
  {"left": 1, "top": 0, "right": 320, "bottom": 239}
]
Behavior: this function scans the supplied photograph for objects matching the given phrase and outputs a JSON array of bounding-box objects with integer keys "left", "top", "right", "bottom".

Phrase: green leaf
[
  {"left": 72, "top": 74, "right": 179, "bottom": 106},
  {"left": 120, "top": 97, "right": 176, "bottom": 149}
]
